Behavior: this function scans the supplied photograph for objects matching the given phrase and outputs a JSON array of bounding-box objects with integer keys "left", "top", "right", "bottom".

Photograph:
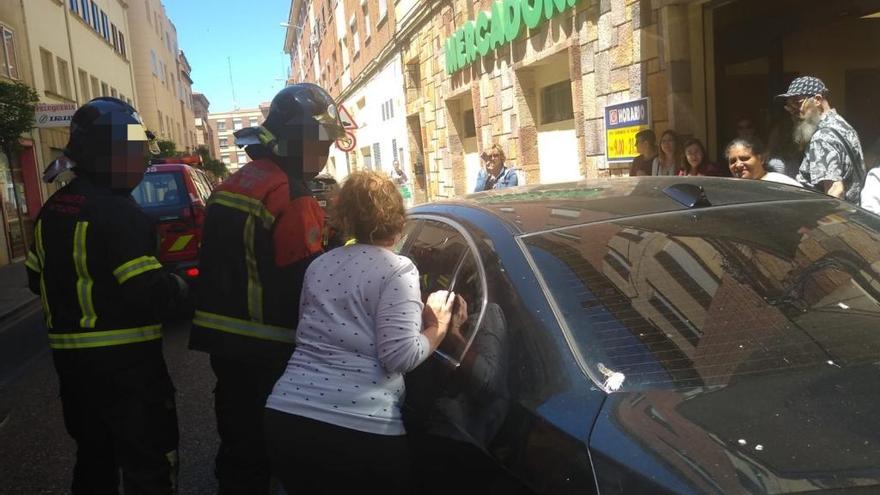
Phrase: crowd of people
[
  {"left": 623, "top": 76, "right": 876, "bottom": 210},
  {"left": 21, "top": 74, "right": 880, "bottom": 495}
]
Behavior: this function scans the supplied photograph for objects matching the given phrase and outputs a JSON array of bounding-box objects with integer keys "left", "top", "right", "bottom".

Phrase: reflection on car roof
[{"left": 417, "top": 177, "right": 821, "bottom": 234}]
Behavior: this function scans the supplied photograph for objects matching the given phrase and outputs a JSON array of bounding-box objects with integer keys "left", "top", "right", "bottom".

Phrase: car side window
[
  {"left": 404, "top": 218, "right": 488, "bottom": 365},
  {"left": 192, "top": 170, "right": 212, "bottom": 202}
]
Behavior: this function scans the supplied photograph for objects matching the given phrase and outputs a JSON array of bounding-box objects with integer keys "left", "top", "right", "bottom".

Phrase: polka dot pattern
[{"left": 265, "top": 244, "right": 428, "bottom": 435}]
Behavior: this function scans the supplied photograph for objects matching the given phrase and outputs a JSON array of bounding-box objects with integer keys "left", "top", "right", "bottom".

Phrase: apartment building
[
  {"left": 129, "top": 0, "right": 196, "bottom": 151},
  {"left": 193, "top": 92, "right": 215, "bottom": 156},
  {"left": 209, "top": 107, "right": 269, "bottom": 173},
  {"left": 0, "top": 0, "right": 137, "bottom": 264},
  {"left": 284, "top": 0, "right": 413, "bottom": 196},
  {"left": 286, "top": 0, "right": 880, "bottom": 202}
]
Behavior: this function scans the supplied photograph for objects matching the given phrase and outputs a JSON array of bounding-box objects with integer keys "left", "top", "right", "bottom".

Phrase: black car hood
[{"left": 591, "top": 363, "right": 880, "bottom": 493}]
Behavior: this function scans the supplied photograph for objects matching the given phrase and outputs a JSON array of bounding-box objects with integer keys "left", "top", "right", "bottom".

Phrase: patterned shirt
[{"left": 797, "top": 110, "right": 866, "bottom": 203}]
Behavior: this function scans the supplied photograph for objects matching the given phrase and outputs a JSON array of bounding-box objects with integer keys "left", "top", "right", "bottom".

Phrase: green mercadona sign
[{"left": 444, "top": 0, "right": 580, "bottom": 75}]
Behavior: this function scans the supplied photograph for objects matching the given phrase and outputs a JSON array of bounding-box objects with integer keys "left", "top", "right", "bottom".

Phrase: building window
[
  {"left": 56, "top": 57, "right": 71, "bottom": 98},
  {"left": 217, "top": 120, "right": 226, "bottom": 132},
  {"left": 221, "top": 154, "right": 230, "bottom": 165},
  {"left": 219, "top": 137, "right": 228, "bottom": 148},
  {"left": 40, "top": 48, "right": 57, "bottom": 94},
  {"left": 111, "top": 24, "right": 118, "bottom": 52},
  {"left": 150, "top": 49, "right": 157, "bottom": 75},
  {"left": 79, "top": 0, "right": 90, "bottom": 23},
  {"left": 378, "top": 0, "right": 387, "bottom": 21},
  {"left": 463, "top": 109, "right": 476, "bottom": 138},
  {"left": 233, "top": 118, "right": 242, "bottom": 130},
  {"left": 90, "top": 75, "right": 99, "bottom": 100},
  {"left": 100, "top": 11, "right": 109, "bottom": 41},
  {"left": 110, "top": 87, "right": 117, "bottom": 99},
  {"left": 363, "top": 5, "right": 371, "bottom": 39},
  {"left": 249, "top": 117, "right": 258, "bottom": 127},
  {"left": 70, "top": 0, "right": 78, "bottom": 15},
  {"left": 118, "top": 32, "right": 126, "bottom": 58},
  {"left": 540, "top": 80, "right": 574, "bottom": 124},
  {"left": 236, "top": 151, "right": 247, "bottom": 163},
  {"left": 145, "top": 0, "right": 151, "bottom": 24},
  {"left": 350, "top": 21, "right": 359, "bottom": 54},
  {"left": 91, "top": 3, "right": 100, "bottom": 32},
  {"left": 0, "top": 26, "right": 19, "bottom": 80},
  {"left": 372, "top": 142, "right": 381, "bottom": 167},
  {"left": 158, "top": 110, "right": 164, "bottom": 134},
  {"left": 100, "top": 81, "right": 108, "bottom": 97},
  {"left": 78, "top": 69, "right": 89, "bottom": 101},
  {"left": 392, "top": 138, "right": 398, "bottom": 160}
]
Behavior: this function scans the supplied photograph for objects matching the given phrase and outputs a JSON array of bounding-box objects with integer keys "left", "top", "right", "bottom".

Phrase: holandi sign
[{"left": 444, "top": 0, "right": 580, "bottom": 75}]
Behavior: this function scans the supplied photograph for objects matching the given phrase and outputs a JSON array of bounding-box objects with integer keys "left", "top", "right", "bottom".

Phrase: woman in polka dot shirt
[{"left": 264, "top": 170, "right": 455, "bottom": 493}]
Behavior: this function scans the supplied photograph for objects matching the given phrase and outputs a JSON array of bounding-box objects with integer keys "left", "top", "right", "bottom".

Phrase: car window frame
[{"left": 402, "top": 214, "right": 489, "bottom": 367}]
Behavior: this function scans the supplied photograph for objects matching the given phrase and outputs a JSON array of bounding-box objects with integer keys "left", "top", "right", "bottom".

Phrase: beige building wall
[
  {"left": 129, "top": 0, "right": 196, "bottom": 152},
  {"left": 209, "top": 108, "right": 265, "bottom": 173}
]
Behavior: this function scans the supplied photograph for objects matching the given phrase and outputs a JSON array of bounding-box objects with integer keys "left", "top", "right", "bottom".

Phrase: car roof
[{"left": 411, "top": 176, "right": 822, "bottom": 234}]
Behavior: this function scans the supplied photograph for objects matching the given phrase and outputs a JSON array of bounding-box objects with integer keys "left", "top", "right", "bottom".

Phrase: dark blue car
[{"left": 401, "top": 176, "right": 880, "bottom": 494}]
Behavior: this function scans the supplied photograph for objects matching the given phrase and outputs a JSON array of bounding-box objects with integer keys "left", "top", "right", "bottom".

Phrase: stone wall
[{"left": 402, "top": 0, "right": 696, "bottom": 191}]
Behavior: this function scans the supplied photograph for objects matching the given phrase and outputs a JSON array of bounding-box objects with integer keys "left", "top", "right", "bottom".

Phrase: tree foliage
[
  {"left": 196, "top": 145, "right": 228, "bottom": 181},
  {"left": 0, "top": 81, "right": 39, "bottom": 160},
  {"left": 156, "top": 140, "right": 178, "bottom": 158}
]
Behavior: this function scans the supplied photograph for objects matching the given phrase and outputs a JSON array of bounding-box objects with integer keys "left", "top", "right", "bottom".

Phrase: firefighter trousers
[
  {"left": 56, "top": 356, "right": 179, "bottom": 495},
  {"left": 210, "top": 354, "right": 286, "bottom": 495}
]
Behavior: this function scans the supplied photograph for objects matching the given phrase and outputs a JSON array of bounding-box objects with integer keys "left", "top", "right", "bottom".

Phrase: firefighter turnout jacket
[
  {"left": 25, "top": 176, "right": 183, "bottom": 372},
  {"left": 190, "top": 159, "right": 324, "bottom": 365}
]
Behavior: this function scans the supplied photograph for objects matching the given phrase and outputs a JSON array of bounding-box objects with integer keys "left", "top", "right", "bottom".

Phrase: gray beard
[{"left": 793, "top": 113, "right": 821, "bottom": 149}]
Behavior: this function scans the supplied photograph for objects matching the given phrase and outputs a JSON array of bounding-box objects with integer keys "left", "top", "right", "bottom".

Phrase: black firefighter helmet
[
  {"left": 233, "top": 83, "right": 346, "bottom": 158},
  {"left": 45, "top": 97, "right": 158, "bottom": 190}
]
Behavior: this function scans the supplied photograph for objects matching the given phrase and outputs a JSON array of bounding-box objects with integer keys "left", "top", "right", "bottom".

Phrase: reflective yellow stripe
[
  {"left": 193, "top": 310, "right": 294, "bottom": 344},
  {"left": 73, "top": 222, "right": 97, "bottom": 328},
  {"left": 113, "top": 256, "right": 164, "bottom": 284},
  {"left": 48, "top": 324, "right": 162, "bottom": 349},
  {"left": 35, "top": 220, "right": 52, "bottom": 328},
  {"left": 243, "top": 215, "right": 263, "bottom": 322},
  {"left": 208, "top": 191, "right": 275, "bottom": 229},
  {"left": 167, "top": 234, "right": 194, "bottom": 253},
  {"left": 25, "top": 250, "right": 41, "bottom": 272},
  {"left": 344, "top": 238, "right": 357, "bottom": 246}
]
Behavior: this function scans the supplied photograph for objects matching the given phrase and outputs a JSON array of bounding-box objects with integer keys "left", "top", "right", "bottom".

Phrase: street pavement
[{"left": 0, "top": 319, "right": 219, "bottom": 494}]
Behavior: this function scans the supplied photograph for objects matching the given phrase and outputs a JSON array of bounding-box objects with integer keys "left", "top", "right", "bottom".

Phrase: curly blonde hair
[{"left": 332, "top": 170, "right": 406, "bottom": 244}]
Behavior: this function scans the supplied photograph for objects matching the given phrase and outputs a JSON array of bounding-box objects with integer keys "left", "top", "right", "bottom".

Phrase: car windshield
[
  {"left": 523, "top": 199, "right": 880, "bottom": 393},
  {"left": 132, "top": 172, "right": 187, "bottom": 209}
]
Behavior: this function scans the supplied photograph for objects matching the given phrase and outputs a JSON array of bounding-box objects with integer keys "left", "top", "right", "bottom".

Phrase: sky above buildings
[{"left": 165, "top": 0, "right": 291, "bottom": 113}]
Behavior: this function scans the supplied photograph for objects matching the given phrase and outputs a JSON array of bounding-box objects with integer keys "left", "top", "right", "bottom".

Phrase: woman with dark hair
[
  {"left": 680, "top": 138, "right": 726, "bottom": 176},
  {"left": 726, "top": 137, "right": 801, "bottom": 186},
  {"left": 657, "top": 130, "right": 683, "bottom": 176},
  {"left": 264, "top": 170, "right": 456, "bottom": 493}
]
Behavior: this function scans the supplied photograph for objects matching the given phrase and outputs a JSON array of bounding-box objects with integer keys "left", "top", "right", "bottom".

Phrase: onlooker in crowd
[
  {"left": 778, "top": 76, "right": 866, "bottom": 202},
  {"left": 264, "top": 170, "right": 456, "bottom": 494},
  {"left": 860, "top": 164, "right": 880, "bottom": 215},
  {"left": 766, "top": 114, "right": 802, "bottom": 178},
  {"left": 727, "top": 136, "right": 801, "bottom": 187},
  {"left": 391, "top": 159, "right": 413, "bottom": 207},
  {"left": 475, "top": 144, "right": 518, "bottom": 192},
  {"left": 736, "top": 116, "right": 758, "bottom": 140},
  {"left": 656, "top": 130, "right": 683, "bottom": 176},
  {"left": 629, "top": 129, "right": 659, "bottom": 176},
  {"left": 680, "top": 138, "right": 726, "bottom": 176}
]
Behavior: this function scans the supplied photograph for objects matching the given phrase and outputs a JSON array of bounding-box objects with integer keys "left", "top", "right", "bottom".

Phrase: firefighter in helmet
[
  {"left": 25, "top": 97, "right": 188, "bottom": 494},
  {"left": 189, "top": 83, "right": 345, "bottom": 493}
]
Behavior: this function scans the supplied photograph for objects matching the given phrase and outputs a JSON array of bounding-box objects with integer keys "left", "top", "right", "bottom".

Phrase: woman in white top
[
  {"left": 726, "top": 136, "right": 802, "bottom": 187},
  {"left": 264, "top": 170, "right": 454, "bottom": 494}
]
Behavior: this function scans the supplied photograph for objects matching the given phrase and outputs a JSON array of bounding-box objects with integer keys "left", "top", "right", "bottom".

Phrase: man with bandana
[{"left": 778, "top": 76, "right": 866, "bottom": 202}]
